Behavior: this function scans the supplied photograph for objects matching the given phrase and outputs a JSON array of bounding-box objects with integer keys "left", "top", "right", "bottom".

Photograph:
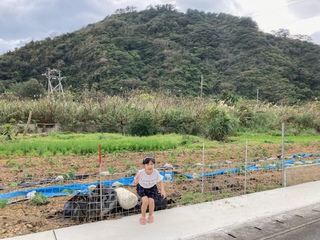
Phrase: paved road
[
  {"left": 271, "top": 219, "right": 320, "bottom": 240},
  {"left": 186, "top": 202, "right": 320, "bottom": 240}
]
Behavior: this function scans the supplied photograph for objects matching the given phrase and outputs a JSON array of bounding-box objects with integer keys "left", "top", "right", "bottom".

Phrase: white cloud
[
  {"left": 234, "top": 0, "right": 320, "bottom": 42},
  {"left": 0, "top": 0, "right": 319, "bottom": 55},
  {"left": 287, "top": 0, "right": 320, "bottom": 19},
  {"left": 174, "top": 0, "right": 240, "bottom": 13},
  {"left": 0, "top": 37, "right": 32, "bottom": 54},
  {"left": 311, "top": 31, "right": 320, "bottom": 44}
]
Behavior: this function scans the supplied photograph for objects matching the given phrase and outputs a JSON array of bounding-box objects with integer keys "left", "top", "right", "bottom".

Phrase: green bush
[
  {"left": 160, "top": 109, "right": 198, "bottom": 135},
  {"left": 218, "top": 90, "right": 240, "bottom": 105},
  {"left": 236, "top": 105, "right": 254, "bottom": 127},
  {"left": 9, "top": 78, "right": 45, "bottom": 99},
  {"left": 126, "top": 110, "right": 157, "bottom": 136},
  {"left": 205, "top": 110, "right": 239, "bottom": 141},
  {"left": 96, "top": 104, "right": 134, "bottom": 134}
]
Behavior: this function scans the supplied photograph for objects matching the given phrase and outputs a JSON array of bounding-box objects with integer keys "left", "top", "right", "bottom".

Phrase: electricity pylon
[{"left": 42, "top": 68, "right": 65, "bottom": 98}]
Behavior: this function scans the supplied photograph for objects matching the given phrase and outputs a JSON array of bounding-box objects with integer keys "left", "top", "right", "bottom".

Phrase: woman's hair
[{"left": 142, "top": 156, "right": 155, "bottom": 165}]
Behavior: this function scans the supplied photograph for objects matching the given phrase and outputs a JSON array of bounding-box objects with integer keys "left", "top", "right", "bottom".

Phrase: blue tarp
[
  {"left": 0, "top": 171, "right": 174, "bottom": 201},
  {"left": 266, "top": 160, "right": 295, "bottom": 169},
  {"left": 2, "top": 153, "right": 320, "bottom": 201},
  {"left": 181, "top": 157, "right": 317, "bottom": 178},
  {"left": 292, "top": 153, "right": 320, "bottom": 158},
  {"left": 200, "top": 167, "right": 238, "bottom": 178},
  {"left": 182, "top": 165, "right": 261, "bottom": 178}
]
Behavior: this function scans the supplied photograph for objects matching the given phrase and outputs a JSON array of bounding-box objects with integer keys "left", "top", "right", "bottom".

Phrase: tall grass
[{"left": 1, "top": 91, "right": 320, "bottom": 141}]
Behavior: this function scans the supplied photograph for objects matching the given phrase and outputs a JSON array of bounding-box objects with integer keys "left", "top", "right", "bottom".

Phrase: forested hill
[{"left": 1, "top": 4, "right": 320, "bottom": 104}]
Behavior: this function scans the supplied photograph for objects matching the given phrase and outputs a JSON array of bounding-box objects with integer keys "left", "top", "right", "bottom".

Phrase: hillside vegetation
[
  {"left": 1, "top": 4, "right": 320, "bottom": 104},
  {"left": 1, "top": 92, "right": 320, "bottom": 141}
]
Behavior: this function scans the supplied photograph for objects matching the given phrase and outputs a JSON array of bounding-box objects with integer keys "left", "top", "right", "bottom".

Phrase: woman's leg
[
  {"left": 141, "top": 196, "right": 149, "bottom": 219},
  {"left": 147, "top": 198, "right": 155, "bottom": 223}
]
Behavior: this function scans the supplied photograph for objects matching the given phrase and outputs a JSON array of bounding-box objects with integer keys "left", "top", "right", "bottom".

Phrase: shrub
[
  {"left": 159, "top": 109, "right": 197, "bottom": 134},
  {"left": 9, "top": 78, "right": 45, "bottom": 99},
  {"left": 236, "top": 105, "right": 254, "bottom": 127},
  {"left": 205, "top": 110, "right": 238, "bottom": 141},
  {"left": 126, "top": 110, "right": 157, "bottom": 136},
  {"left": 218, "top": 90, "right": 240, "bottom": 105}
]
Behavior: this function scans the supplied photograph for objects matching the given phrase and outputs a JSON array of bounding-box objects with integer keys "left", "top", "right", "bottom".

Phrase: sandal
[
  {"left": 147, "top": 216, "right": 154, "bottom": 223},
  {"left": 139, "top": 217, "right": 146, "bottom": 225}
]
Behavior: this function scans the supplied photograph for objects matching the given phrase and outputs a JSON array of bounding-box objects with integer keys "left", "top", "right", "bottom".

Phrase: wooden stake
[{"left": 23, "top": 111, "right": 32, "bottom": 136}]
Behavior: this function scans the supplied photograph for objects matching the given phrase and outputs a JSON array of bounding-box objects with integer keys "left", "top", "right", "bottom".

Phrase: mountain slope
[{"left": 0, "top": 4, "right": 320, "bottom": 103}]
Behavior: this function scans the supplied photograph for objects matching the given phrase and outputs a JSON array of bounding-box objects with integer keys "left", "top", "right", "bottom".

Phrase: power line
[
  {"left": 241, "top": 0, "right": 320, "bottom": 33},
  {"left": 245, "top": 0, "right": 312, "bottom": 18},
  {"left": 268, "top": 12, "right": 320, "bottom": 30}
]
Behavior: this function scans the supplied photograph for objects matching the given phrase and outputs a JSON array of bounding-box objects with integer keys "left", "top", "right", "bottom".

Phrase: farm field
[{"left": 1, "top": 133, "right": 320, "bottom": 239}]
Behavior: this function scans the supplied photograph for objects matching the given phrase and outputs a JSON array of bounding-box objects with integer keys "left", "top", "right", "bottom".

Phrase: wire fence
[
  {"left": 285, "top": 163, "right": 320, "bottom": 186},
  {"left": 2, "top": 148, "right": 320, "bottom": 239}
]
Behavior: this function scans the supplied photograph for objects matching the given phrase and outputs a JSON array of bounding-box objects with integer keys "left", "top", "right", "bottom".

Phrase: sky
[{"left": 0, "top": 0, "right": 320, "bottom": 55}]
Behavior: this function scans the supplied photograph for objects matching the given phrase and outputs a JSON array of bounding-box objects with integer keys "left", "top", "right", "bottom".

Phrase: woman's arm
[
  {"left": 133, "top": 171, "right": 140, "bottom": 185},
  {"left": 159, "top": 180, "right": 166, "bottom": 198}
]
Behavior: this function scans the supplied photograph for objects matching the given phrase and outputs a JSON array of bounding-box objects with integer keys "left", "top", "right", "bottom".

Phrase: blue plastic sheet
[
  {"left": 0, "top": 171, "right": 174, "bottom": 201},
  {"left": 1, "top": 153, "right": 320, "bottom": 201}
]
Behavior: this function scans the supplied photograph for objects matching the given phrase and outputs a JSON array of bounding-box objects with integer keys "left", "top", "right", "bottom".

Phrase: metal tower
[{"left": 42, "top": 68, "right": 65, "bottom": 97}]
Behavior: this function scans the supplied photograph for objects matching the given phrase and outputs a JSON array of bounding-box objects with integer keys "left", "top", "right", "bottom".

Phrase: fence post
[
  {"left": 201, "top": 141, "right": 204, "bottom": 194},
  {"left": 98, "top": 144, "right": 103, "bottom": 219},
  {"left": 282, "top": 123, "right": 286, "bottom": 187},
  {"left": 244, "top": 140, "right": 248, "bottom": 194}
]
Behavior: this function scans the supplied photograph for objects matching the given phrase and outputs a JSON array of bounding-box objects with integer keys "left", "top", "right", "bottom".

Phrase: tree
[
  {"left": 0, "top": 82, "right": 5, "bottom": 94},
  {"left": 1, "top": 6, "right": 320, "bottom": 103},
  {"left": 290, "top": 34, "right": 312, "bottom": 42},
  {"left": 272, "top": 28, "right": 290, "bottom": 38},
  {"left": 9, "top": 78, "right": 45, "bottom": 99}
]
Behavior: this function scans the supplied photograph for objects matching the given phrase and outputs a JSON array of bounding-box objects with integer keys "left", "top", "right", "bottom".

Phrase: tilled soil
[{"left": 1, "top": 142, "right": 320, "bottom": 239}]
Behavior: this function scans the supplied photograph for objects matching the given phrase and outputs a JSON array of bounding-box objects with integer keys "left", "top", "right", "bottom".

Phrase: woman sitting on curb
[{"left": 133, "top": 156, "right": 166, "bottom": 225}]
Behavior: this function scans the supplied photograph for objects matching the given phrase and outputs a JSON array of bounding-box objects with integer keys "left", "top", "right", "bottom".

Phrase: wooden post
[{"left": 23, "top": 111, "right": 32, "bottom": 136}]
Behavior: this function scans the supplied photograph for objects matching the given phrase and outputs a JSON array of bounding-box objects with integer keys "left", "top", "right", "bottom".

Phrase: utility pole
[{"left": 256, "top": 89, "right": 259, "bottom": 105}]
